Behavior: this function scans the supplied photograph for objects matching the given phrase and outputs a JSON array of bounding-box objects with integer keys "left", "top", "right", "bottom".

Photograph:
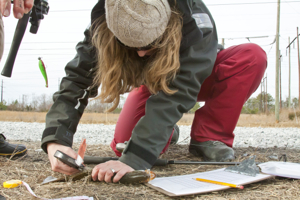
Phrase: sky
[{"left": 0, "top": 0, "right": 300, "bottom": 105}]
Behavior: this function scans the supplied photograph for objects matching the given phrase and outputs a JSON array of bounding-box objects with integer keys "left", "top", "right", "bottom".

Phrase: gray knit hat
[{"left": 105, "top": 0, "right": 171, "bottom": 48}]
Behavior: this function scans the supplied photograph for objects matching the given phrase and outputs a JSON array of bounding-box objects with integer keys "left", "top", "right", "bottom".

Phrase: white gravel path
[{"left": 0, "top": 121, "right": 299, "bottom": 149}]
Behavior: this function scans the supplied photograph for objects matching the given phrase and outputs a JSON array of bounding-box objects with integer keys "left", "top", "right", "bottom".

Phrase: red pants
[{"left": 110, "top": 43, "right": 267, "bottom": 157}]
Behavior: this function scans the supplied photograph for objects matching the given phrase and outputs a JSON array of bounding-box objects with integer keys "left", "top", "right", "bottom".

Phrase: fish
[{"left": 42, "top": 168, "right": 156, "bottom": 185}]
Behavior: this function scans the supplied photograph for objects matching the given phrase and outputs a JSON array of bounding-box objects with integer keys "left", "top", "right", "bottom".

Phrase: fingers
[
  {"left": 47, "top": 143, "right": 80, "bottom": 175},
  {"left": 0, "top": 0, "right": 33, "bottom": 18},
  {"left": 49, "top": 154, "right": 80, "bottom": 175},
  {"left": 92, "top": 165, "right": 109, "bottom": 182},
  {"left": 91, "top": 161, "right": 134, "bottom": 183},
  {"left": 24, "top": 0, "right": 33, "bottom": 14},
  {"left": 0, "top": 0, "right": 11, "bottom": 17},
  {"left": 112, "top": 169, "right": 128, "bottom": 183},
  {"left": 13, "top": 0, "right": 24, "bottom": 19},
  {"left": 103, "top": 168, "right": 115, "bottom": 183}
]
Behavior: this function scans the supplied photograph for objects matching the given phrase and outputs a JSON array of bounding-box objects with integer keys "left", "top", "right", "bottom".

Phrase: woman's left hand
[
  {"left": 91, "top": 160, "right": 134, "bottom": 183},
  {"left": 0, "top": 0, "right": 34, "bottom": 18}
]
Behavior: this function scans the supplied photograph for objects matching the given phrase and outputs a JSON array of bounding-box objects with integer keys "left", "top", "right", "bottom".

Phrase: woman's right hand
[{"left": 47, "top": 143, "right": 80, "bottom": 175}]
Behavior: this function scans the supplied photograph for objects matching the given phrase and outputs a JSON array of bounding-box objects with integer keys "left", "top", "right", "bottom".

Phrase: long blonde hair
[{"left": 91, "top": 7, "right": 182, "bottom": 112}]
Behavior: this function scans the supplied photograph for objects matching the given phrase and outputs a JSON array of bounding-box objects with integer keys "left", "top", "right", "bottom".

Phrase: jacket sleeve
[
  {"left": 41, "top": 1, "right": 105, "bottom": 153},
  {"left": 119, "top": 0, "right": 219, "bottom": 169},
  {"left": 41, "top": 28, "right": 97, "bottom": 153}
]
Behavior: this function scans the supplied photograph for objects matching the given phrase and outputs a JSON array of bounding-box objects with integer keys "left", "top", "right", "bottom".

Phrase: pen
[{"left": 193, "top": 178, "right": 244, "bottom": 189}]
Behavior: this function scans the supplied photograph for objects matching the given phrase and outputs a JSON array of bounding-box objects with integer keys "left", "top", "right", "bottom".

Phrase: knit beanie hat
[{"left": 105, "top": 0, "right": 171, "bottom": 48}]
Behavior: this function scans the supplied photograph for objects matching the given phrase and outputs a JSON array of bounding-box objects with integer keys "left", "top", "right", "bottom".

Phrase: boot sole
[{"left": 0, "top": 148, "right": 27, "bottom": 157}]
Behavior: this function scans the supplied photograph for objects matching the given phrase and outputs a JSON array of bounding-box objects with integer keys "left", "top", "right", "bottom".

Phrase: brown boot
[{"left": 189, "top": 139, "right": 234, "bottom": 162}]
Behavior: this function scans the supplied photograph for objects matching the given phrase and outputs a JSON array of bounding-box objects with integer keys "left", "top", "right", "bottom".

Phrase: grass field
[{"left": 0, "top": 109, "right": 299, "bottom": 127}]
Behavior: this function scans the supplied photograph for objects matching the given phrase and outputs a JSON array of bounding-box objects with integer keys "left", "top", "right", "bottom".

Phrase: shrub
[
  {"left": 288, "top": 111, "right": 300, "bottom": 120},
  {"left": 112, "top": 107, "right": 122, "bottom": 114},
  {"left": 241, "top": 107, "right": 259, "bottom": 114},
  {"left": 0, "top": 101, "right": 7, "bottom": 110}
]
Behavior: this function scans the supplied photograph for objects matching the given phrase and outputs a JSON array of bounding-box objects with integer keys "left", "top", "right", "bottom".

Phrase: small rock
[{"left": 268, "top": 155, "right": 278, "bottom": 160}]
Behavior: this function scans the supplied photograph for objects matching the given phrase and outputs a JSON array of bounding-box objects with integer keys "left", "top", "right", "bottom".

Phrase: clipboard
[{"left": 146, "top": 168, "right": 274, "bottom": 197}]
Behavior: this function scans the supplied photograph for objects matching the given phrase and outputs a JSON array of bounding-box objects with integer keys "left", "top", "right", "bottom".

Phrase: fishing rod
[{"left": 1, "top": 0, "right": 49, "bottom": 77}]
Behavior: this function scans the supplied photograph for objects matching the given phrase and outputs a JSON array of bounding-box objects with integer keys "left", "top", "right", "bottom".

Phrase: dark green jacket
[{"left": 41, "top": 0, "right": 218, "bottom": 170}]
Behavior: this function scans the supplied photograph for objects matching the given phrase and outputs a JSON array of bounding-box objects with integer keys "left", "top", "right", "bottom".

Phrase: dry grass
[
  {"left": 237, "top": 109, "right": 300, "bottom": 128},
  {"left": 0, "top": 110, "right": 299, "bottom": 127},
  {"left": 1, "top": 142, "right": 299, "bottom": 199},
  {"left": 0, "top": 111, "right": 47, "bottom": 123},
  {"left": 1, "top": 109, "right": 299, "bottom": 199}
]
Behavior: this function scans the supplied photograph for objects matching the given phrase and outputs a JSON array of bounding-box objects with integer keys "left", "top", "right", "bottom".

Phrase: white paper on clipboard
[
  {"left": 146, "top": 168, "right": 273, "bottom": 196},
  {"left": 258, "top": 162, "right": 300, "bottom": 179}
]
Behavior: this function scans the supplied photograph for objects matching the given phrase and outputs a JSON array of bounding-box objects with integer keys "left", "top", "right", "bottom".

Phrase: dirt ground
[{"left": 0, "top": 141, "right": 300, "bottom": 200}]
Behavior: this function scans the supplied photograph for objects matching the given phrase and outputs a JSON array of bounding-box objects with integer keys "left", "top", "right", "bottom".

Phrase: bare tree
[{"left": 37, "top": 94, "right": 53, "bottom": 112}]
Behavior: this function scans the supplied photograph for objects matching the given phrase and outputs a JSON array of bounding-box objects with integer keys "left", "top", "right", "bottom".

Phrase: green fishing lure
[{"left": 38, "top": 57, "right": 48, "bottom": 88}]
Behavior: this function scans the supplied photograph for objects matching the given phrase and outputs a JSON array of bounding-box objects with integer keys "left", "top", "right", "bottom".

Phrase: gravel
[{"left": 1, "top": 121, "right": 300, "bottom": 149}]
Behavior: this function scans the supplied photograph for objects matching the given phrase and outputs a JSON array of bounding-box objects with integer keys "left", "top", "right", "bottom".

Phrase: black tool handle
[
  {"left": 1, "top": 13, "right": 30, "bottom": 77},
  {"left": 83, "top": 156, "right": 169, "bottom": 166},
  {"left": 83, "top": 156, "right": 119, "bottom": 164},
  {"left": 153, "top": 159, "right": 169, "bottom": 166}
]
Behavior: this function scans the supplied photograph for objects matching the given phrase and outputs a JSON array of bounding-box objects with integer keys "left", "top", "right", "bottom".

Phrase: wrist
[{"left": 46, "top": 142, "right": 57, "bottom": 152}]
